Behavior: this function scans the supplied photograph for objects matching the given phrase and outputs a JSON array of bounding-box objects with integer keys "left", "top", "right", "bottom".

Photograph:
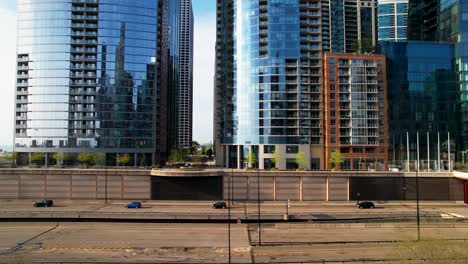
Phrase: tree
[
  {"left": 31, "top": 153, "right": 45, "bottom": 165},
  {"left": 3, "top": 151, "right": 18, "bottom": 166},
  {"left": 351, "top": 37, "right": 374, "bottom": 53},
  {"left": 272, "top": 150, "right": 282, "bottom": 169},
  {"left": 330, "top": 150, "right": 344, "bottom": 170},
  {"left": 295, "top": 151, "right": 307, "bottom": 170},
  {"left": 52, "top": 152, "right": 65, "bottom": 166},
  {"left": 117, "top": 154, "right": 131, "bottom": 166},
  {"left": 246, "top": 150, "right": 257, "bottom": 169},
  {"left": 93, "top": 153, "right": 106, "bottom": 166},
  {"left": 77, "top": 153, "right": 94, "bottom": 166},
  {"left": 169, "top": 148, "right": 185, "bottom": 164},
  {"left": 206, "top": 148, "right": 213, "bottom": 160}
]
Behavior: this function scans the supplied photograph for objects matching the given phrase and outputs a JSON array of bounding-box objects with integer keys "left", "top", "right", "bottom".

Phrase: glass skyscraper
[
  {"left": 377, "top": 42, "right": 459, "bottom": 169},
  {"left": 406, "top": 0, "right": 468, "bottom": 159},
  {"left": 378, "top": 0, "right": 408, "bottom": 42},
  {"left": 14, "top": 0, "right": 186, "bottom": 166},
  {"left": 214, "top": 0, "right": 388, "bottom": 170},
  {"left": 215, "top": 0, "right": 325, "bottom": 170}
]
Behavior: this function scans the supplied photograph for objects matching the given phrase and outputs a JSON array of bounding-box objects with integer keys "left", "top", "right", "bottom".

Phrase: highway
[
  {"left": 1, "top": 221, "right": 468, "bottom": 263},
  {"left": 0, "top": 200, "right": 466, "bottom": 221}
]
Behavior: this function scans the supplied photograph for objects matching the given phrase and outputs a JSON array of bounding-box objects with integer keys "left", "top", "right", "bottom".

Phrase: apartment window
[
  {"left": 264, "top": 145, "right": 275, "bottom": 154},
  {"left": 311, "top": 158, "right": 320, "bottom": 170},
  {"left": 330, "top": 84, "right": 335, "bottom": 91},
  {"left": 286, "top": 145, "right": 299, "bottom": 154},
  {"left": 286, "top": 159, "right": 298, "bottom": 170},
  {"left": 331, "top": 119, "right": 336, "bottom": 125},
  {"left": 329, "top": 58, "right": 335, "bottom": 64},
  {"left": 330, "top": 93, "right": 335, "bottom": 99},
  {"left": 329, "top": 67, "right": 335, "bottom": 73},
  {"left": 331, "top": 128, "right": 336, "bottom": 134},
  {"left": 264, "top": 158, "right": 274, "bottom": 170}
]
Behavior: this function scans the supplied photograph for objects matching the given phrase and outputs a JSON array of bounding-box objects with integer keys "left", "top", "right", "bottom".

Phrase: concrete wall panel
[
  {"left": 19, "top": 175, "right": 45, "bottom": 199},
  {"left": 248, "top": 176, "right": 274, "bottom": 200},
  {"left": 275, "top": 177, "right": 300, "bottom": 201},
  {"left": 302, "top": 177, "right": 327, "bottom": 201},
  {"left": 328, "top": 177, "right": 348, "bottom": 201},
  {"left": 0, "top": 175, "right": 19, "bottom": 199}
]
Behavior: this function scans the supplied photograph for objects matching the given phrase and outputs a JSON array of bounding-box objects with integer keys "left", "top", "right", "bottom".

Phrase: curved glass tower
[
  {"left": 215, "top": 0, "right": 324, "bottom": 170},
  {"left": 14, "top": 0, "right": 164, "bottom": 165}
]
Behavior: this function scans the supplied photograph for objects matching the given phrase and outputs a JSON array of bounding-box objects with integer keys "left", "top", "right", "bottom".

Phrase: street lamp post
[
  {"left": 416, "top": 167, "right": 420, "bottom": 241},
  {"left": 105, "top": 165, "right": 108, "bottom": 204},
  {"left": 228, "top": 170, "right": 231, "bottom": 264},
  {"left": 416, "top": 132, "right": 421, "bottom": 241},
  {"left": 257, "top": 167, "right": 261, "bottom": 246}
]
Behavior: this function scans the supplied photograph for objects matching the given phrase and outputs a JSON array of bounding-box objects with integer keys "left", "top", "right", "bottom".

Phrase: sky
[{"left": 0, "top": 0, "right": 216, "bottom": 147}]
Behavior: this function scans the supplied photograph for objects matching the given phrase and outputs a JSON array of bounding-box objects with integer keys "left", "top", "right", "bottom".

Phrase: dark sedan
[
  {"left": 357, "top": 201, "right": 375, "bottom": 209},
  {"left": 33, "top": 200, "right": 54, "bottom": 207}
]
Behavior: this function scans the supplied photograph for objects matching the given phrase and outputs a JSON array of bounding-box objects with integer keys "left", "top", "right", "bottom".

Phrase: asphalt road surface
[
  {"left": 1, "top": 221, "right": 468, "bottom": 263},
  {"left": 0, "top": 200, "right": 467, "bottom": 221}
]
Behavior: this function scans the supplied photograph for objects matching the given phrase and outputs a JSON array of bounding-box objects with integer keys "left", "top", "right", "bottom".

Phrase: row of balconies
[
  {"left": 71, "top": 23, "right": 97, "bottom": 29},
  {"left": 71, "top": 63, "right": 96, "bottom": 69},
  {"left": 72, "top": 15, "right": 98, "bottom": 20},
  {"left": 70, "top": 80, "right": 97, "bottom": 86},
  {"left": 71, "top": 39, "right": 97, "bottom": 45},
  {"left": 71, "top": 31, "right": 98, "bottom": 37},
  {"left": 71, "top": 72, "right": 96, "bottom": 78},
  {"left": 70, "top": 105, "right": 95, "bottom": 112},
  {"left": 72, "top": 6, "right": 98, "bottom": 12},
  {"left": 71, "top": 55, "right": 97, "bottom": 61},
  {"left": 72, "top": 0, "right": 98, "bottom": 3},
  {"left": 71, "top": 47, "right": 97, "bottom": 53}
]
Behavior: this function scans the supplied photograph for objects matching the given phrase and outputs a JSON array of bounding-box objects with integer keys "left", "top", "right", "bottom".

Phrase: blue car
[{"left": 125, "top": 202, "right": 142, "bottom": 209}]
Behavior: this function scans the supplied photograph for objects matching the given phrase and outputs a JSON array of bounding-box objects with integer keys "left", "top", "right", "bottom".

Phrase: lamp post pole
[
  {"left": 257, "top": 167, "right": 261, "bottom": 246},
  {"left": 416, "top": 167, "right": 420, "bottom": 241},
  {"left": 416, "top": 132, "right": 421, "bottom": 241},
  {"left": 228, "top": 170, "right": 231, "bottom": 264},
  {"left": 105, "top": 165, "right": 108, "bottom": 204}
]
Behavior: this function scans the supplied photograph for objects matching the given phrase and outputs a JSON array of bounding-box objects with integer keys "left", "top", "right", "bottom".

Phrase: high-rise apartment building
[
  {"left": 214, "top": 0, "right": 388, "bottom": 170},
  {"left": 322, "top": 0, "right": 378, "bottom": 53},
  {"left": 215, "top": 0, "right": 325, "bottom": 170},
  {"left": 14, "top": 0, "right": 191, "bottom": 166},
  {"left": 324, "top": 53, "right": 388, "bottom": 170},
  {"left": 169, "top": 0, "right": 194, "bottom": 149},
  {"left": 407, "top": 0, "right": 438, "bottom": 41},
  {"left": 377, "top": 0, "right": 409, "bottom": 42}
]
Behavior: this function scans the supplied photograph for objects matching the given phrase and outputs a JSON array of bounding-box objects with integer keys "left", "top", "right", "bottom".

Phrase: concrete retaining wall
[{"left": 0, "top": 169, "right": 151, "bottom": 200}]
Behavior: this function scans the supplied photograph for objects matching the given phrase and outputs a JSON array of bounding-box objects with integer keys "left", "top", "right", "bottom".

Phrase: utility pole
[
  {"left": 257, "top": 167, "right": 261, "bottom": 245},
  {"left": 416, "top": 132, "right": 421, "bottom": 241}
]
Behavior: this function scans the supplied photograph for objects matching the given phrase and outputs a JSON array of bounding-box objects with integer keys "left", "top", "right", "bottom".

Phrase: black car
[
  {"left": 33, "top": 200, "right": 54, "bottom": 207},
  {"left": 212, "top": 202, "right": 227, "bottom": 209},
  {"left": 357, "top": 201, "right": 375, "bottom": 209}
]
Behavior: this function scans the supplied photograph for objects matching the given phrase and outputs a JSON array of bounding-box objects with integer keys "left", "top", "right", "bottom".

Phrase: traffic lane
[
  {"left": 0, "top": 222, "right": 252, "bottom": 263},
  {"left": 32, "top": 222, "right": 250, "bottom": 248},
  {"left": 249, "top": 222, "right": 468, "bottom": 245},
  {"left": 0, "top": 200, "right": 105, "bottom": 212},
  {"left": 0, "top": 222, "right": 57, "bottom": 253}
]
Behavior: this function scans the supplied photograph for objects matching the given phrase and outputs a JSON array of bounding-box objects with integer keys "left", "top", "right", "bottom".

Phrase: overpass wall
[
  {"left": 0, "top": 169, "right": 463, "bottom": 201},
  {"left": 0, "top": 169, "right": 151, "bottom": 200}
]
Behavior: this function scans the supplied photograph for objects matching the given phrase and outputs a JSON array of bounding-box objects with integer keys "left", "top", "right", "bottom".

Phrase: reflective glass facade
[
  {"left": 15, "top": 0, "right": 167, "bottom": 165},
  {"left": 407, "top": 0, "right": 468, "bottom": 156},
  {"left": 378, "top": 0, "right": 408, "bottom": 42},
  {"left": 377, "top": 42, "right": 460, "bottom": 164},
  {"left": 215, "top": 0, "right": 325, "bottom": 170}
]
